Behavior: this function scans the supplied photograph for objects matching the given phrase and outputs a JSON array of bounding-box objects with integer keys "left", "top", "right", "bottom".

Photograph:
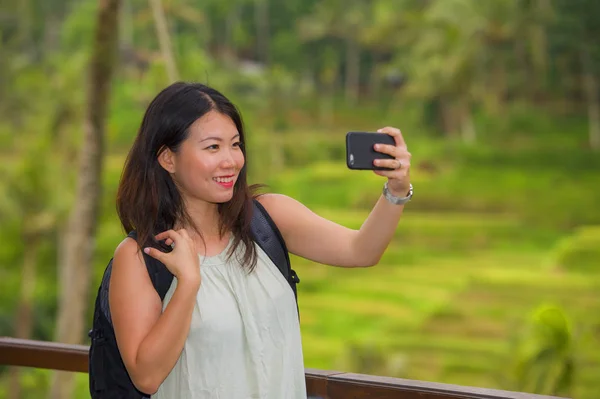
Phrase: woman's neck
[{"left": 178, "top": 198, "right": 223, "bottom": 239}]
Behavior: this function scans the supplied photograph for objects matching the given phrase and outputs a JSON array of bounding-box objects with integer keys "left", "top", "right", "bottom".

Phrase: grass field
[
  {"left": 3, "top": 122, "right": 599, "bottom": 399},
  {"left": 259, "top": 140, "right": 600, "bottom": 399},
  {"left": 292, "top": 207, "right": 600, "bottom": 399}
]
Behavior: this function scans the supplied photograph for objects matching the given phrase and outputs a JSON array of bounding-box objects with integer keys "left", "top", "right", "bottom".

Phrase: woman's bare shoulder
[{"left": 113, "top": 235, "right": 145, "bottom": 267}]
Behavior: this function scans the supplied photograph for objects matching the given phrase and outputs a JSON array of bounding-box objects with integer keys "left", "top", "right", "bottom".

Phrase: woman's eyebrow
[{"left": 200, "top": 133, "right": 240, "bottom": 142}]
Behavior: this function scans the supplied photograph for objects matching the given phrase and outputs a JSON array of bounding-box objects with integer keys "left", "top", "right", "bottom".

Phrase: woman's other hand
[{"left": 144, "top": 229, "right": 201, "bottom": 285}]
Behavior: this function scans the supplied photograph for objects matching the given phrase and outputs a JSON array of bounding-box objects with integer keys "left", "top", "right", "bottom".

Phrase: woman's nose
[{"left": 220, "top": 149, "right": 236, "bottom": 168}]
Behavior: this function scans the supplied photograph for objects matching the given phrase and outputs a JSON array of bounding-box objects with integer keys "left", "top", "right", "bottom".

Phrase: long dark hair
[{"left": 116, "top": 82, "right": 260, "bottom": 271}]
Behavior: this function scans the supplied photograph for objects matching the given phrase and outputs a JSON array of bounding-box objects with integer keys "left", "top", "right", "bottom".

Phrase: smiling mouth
[{"left": 213, "top": 176, "right": 235, "bottom": 183}]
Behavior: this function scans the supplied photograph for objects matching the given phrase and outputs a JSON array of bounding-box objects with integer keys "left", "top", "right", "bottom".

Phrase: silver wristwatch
[{"left": 383, "top": 182, "right": 413, "bottom": 205}]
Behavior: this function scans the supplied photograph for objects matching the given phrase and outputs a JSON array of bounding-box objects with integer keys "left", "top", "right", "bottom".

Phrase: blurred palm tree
[{"left": 507, "top": 305, "right": 576, "bottom": 397}]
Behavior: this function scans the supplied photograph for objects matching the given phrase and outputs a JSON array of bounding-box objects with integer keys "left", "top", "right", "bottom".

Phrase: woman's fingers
[
  {"left": 374, "top": 158, "right": 403, "bottom": 170},
  {"left": 377, "top": 127, "right": 407, "bottom": 149},
  {"left": 155, "top": 229, "right": 179, "bottom": 241},
  {"left": 373, "top": 143, "right": 396, "bottom": 157},
  {"left": 143, "top": 246, "right": 166, "bottom": 263},
  {"left": 144, "top": 228, "right": 200, "bottom": 283},
  {"left": 374, "top": 143, "right": 411, "bottom": 160},
  {"left": 373, "top": 145, "right": 411, "bottom": 162}
]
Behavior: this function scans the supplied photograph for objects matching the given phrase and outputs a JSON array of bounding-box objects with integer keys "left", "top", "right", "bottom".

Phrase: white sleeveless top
[{"left": 152, "top": 238, "right": 307, "bottom": 399}]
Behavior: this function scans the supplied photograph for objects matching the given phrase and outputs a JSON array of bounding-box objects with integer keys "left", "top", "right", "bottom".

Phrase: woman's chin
[{"left": 213, "top": 192, "right": 235, "bottom": 204}]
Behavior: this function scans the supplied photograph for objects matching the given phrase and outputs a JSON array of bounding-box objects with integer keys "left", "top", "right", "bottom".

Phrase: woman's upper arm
[
  {"left": 257, "top": 194, "right": 363, "bottom": 267},
  {"left": 109, "top": 238, "right": 163, "bottom": 377}
]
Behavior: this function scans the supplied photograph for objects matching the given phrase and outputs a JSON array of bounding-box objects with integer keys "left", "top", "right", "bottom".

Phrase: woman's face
[{"left": 164, "top": 110, "right": 245, "bottom": 205}]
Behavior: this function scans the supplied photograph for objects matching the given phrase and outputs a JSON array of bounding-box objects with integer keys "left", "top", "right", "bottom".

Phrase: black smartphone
[{"left": 346, "top": 131, "right": 395, "bottom": 170}]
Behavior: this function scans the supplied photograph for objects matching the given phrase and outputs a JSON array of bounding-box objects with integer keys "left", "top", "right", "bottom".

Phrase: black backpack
[{"left": 88, "top": 198, "right": 300, "bottom": 398}]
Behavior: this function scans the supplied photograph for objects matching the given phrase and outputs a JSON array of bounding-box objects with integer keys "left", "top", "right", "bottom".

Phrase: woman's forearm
[{"left": 353, "top": 193, "right": 406, "bottom": 266}]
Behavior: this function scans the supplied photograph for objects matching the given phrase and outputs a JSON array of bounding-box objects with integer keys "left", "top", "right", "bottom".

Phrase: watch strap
[{"left": 383, "top": 182, "right": 413, "bottom": 205}]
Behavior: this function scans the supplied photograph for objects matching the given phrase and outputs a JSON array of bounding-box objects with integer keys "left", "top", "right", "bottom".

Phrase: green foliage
[
  {"left": 1, "top": 0, "right": 600, "bottom": 397},
  {"left": 508, "top": 305, "right": 575, "bottom": 397},
  {"left": 59, "top": 0, "right": 98, "bottom": 52},
  {"left": 553, "top": 226, "right": 600, "bottom": 274},
  {"left": 267, "top": 161, "right": 382, "bottom": 209},
  {"left": 336, "top": 340, "right": 408, "bottom": 377}
]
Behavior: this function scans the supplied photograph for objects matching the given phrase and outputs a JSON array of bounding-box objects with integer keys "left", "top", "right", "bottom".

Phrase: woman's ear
[{"left": 158, "top": 146, "right": 176, "bottom": 174}]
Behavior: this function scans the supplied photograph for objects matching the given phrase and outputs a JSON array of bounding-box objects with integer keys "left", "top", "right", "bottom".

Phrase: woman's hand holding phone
[
  {"left": 346, "top": 127, "right": 411, "bottom": 197},
  {"left": 373, "top": 127, "right": 411, "bottom": 197}
]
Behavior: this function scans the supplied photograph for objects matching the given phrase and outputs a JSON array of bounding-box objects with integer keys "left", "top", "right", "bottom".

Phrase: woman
[{"left": 109, "top": 82, "right": 412, "bottom": 398}]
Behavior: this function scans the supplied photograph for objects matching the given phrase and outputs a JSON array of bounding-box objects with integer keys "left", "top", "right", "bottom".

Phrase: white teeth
[{"left": 214, "top": 177, "right": 234, "bottom": 183}]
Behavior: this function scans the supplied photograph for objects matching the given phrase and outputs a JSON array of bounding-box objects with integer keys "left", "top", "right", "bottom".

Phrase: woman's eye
[
  {"left": 206, "top": 144, "right": 219, "bottom": 150},
  {"left": 233, "top": 142, "right": 242, "bottom": 148}
]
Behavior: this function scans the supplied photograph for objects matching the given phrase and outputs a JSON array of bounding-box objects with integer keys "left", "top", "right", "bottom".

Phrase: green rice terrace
[
  {"left": 3, "top": 1, "right": 600, "bottom": 397},
  {"left": 91, "top": 124, "right": 600, "bottom": 399},
  {"left": 257, "top": 128, "right": 600, "bottom": 399},
  {"left": 3, "top": 118, "right": 599, "bottom": 399}
]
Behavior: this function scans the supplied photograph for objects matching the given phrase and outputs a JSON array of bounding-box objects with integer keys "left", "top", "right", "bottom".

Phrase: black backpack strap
[
  {"left": 127, "top": 231, "right": 174, "bottom": 300},
  {"left": 126, "top": 201, "right": 298, "bottom": 308},
  {"left": 251, "top": 198, "right": 300, "bottom": 306}
]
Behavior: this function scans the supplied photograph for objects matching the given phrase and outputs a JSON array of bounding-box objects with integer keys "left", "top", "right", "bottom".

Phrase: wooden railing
[{"left": 0, "top": 337, "right": 570, "bottom": 399}]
